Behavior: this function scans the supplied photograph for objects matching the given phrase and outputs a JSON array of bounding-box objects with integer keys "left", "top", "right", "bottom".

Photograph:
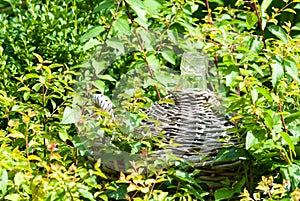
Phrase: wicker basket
[{"left": 140, "top": 88, "right": 248, "bottom": 193}]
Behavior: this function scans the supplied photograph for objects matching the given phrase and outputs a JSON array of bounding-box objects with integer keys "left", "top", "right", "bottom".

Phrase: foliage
[
  {"left": 240, "top": 176, "right": 300, "bottom": 201},
  {"left": 0, "top": 0, "right": 299, "bottom": 200}
]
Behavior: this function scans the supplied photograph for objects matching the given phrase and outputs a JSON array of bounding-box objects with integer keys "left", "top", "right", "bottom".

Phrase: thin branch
[
  {"left": 253, "top": 1, "right": 267, "bottom": 49},
  {"left": 125, "top": 1, "right": 161, "bottom": 99},
  {"left": 91, "top": 0, "right": 123, "bottom": 85},
  {"left": 205, "top": 0, "right": 212, "bottom": 24},
  {"left": 252, "top": 0, "right": 290, "bottom": 162}
]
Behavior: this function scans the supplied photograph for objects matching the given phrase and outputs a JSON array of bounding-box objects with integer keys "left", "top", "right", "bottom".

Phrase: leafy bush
[{"left": 0, "top": 0, "right": 299, "bottom": 200}]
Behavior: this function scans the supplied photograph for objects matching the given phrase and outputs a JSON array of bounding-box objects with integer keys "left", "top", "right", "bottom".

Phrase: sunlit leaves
[
  {"left": 279, "top": 131, "right": 295, "bottom": 155},
  {"left": 284, "top": 57, "right": 300, "bottom": 83},
  {"left": 268, "top": 25, "right": 289, "bottom": 44},
  {"left": 161, "top": 49, "right": 176, "bottom": 65},
  {"left": 256, "top": 87, "right": 272, "bottom": 103},
  {"left": 1, "top": 0, "right": 300, "bottom": 200},
  {"left": 61, "top": 106, "right": 81, "bottom": 124},
  {"left": 270, "top": 58, "right": 284, "bottom": 87},
  {"left": 126, "top": 0, "right": 148, "bottom": 27},
  {"left": 80, "top": 26, "right": 105, "bottom": 43},
  {"left": 113, "top": 16, "right": 130, "bottom": 35},
  {"left": 93, "top": 0, "right": 115, "bottom": 13},
  {"left": 246, "top": 12, "right": 258, "bottom": 30},
  {"left": 261, "top": 0, "right": 272, "bottom": 13},
  {"left": 144, "top": 0, "right": 162, "bottom": 15}
]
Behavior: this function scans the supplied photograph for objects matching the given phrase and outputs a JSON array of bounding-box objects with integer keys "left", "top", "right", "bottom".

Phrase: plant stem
[
  {"left": 205, "top": 0, "right": 212, "bottom": 24},
  {"left": 125, "top": 1, "right": 161, "bottom": 99},
  {"left": 91, "top": 0, "right": 123, "bottom": 84},
  {"left": 25, "top": 121, "right": 31, "bottom": 172},
  {"left": 253, "top": 1, "right": 267, "bottom": 48},
  {"left": 252, "top": 0, "right": 290, "bottom": 163}
]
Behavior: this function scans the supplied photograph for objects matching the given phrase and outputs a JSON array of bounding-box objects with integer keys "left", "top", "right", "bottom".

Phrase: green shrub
[{"left": 0, "top": 0, "right": 299, "bottom": 200}]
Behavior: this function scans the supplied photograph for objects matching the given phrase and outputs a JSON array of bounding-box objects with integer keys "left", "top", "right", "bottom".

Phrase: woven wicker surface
[{"left": 142, "top": 88, "right": 242, "bottom": 167}]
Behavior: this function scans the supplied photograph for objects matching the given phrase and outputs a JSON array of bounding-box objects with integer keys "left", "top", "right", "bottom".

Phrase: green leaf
[
  {"left": 214, "top": 188, "right": 235, "bottom": 201},
  {"left": 99, "top": 74, "right": 116, "bottom": 82},
  {"left": 251, "top": 88, "right": 258, "bottom": 104},
  {"left": 279, "top": 132, "right": 295, "bottom": 154},
  {"left": 33, "top": 53, "right": 44, "bottom": 63},
  {"left": 147, "top": 54, "right": 160, "bottom": 71},
  {"left": 125, "top": 0, "right": 145, "bottom": 10},
  {"left": 161, "top": 49, "right": 176, "bottom": 65},
  {"left": 233, "top": 176, "right": 246, "bottom": 193},
  {"left": 93, "top": 0, "right": 114, "bottom": 13},
  {"left": 99, "top": 194, "right": 108, "bottom": 201},
  {"left": 261, "top": 12, "right": 268, "bottom": 30},
  {"left": 92, "top": 80, "right": 105, "bottom": 92},
  {"left": 58, "top": 130, "right": 69, "bottom": 142},
  {"left": 270, "top": 59, "right": 284, "bottom": 87},
  {"left": 285, "top": 111, "right": 300, "bottom": 124},
  {"left": 261, "top": 0, "right": 272, "bottom": 13},
  {"left": 268, "top": 25, "right": 289, "bottom": 44},
  {"left": 14, "top": 172, "right": 25, "bottom": 187},
  {"left": 126, "top": 0, "right": 148, "bottom": 27},
  {"left": 8, "top": 130, "right": 25, "bottom": 139},
  {"left": 256, "top": 87, "right": 272, "bottom": 102},
  {"left": 183, "top": 184, "right": 207, "bottom": 201},
  {"left": 246, "top": 131, "right": 259, "bottom": 150},
  {"left": 92, "top": 59, "right": 107, "bottom": 75},
  {"left": 0, "top": 170, "right": 8, "bottom": 195},
  {"left": 49, "top": 63, "right": 63, "bottom": 69},
  {"left": 32, "top": 83, "right": 42, "bottom": 92},
  {"left": 78, "top": 189, "right": 95, "bottom": 201},
  {"left": 39, "top": 76, "right": 46, "bottom": 84},
  {"left": 83, "top": 38, "right": 101, "bottom": 51},
  {"left": 11, "top": 105, "right": 26, "bottom": 112},
  {"left": 80, "top": 26, "right": 105, "bottom": 43},
  {"left": 214, "top": 148, "right": 250, "bottom": 163},
  {"left": 106, "top": 38, "right": 125, "bottom": 54},
  {"left": 225, "top": 71, "right": 239, "bottom": 86},
  {"left": 17, "top": 86, "right": 30, "bottom": 92},
  {"left": 25, "top": 73, "right": 39, "bottom": 79},
  {"left": 28, "top": 155, "right": 42, "bottom": 161},
  {"left": 174, "top": 170, "right": 199, "bottom": 187},
  {"left": 264, "top": 112, "right": 274, "bottom": 131},
  {"left": 144, "top": 0, "right": 162, "bottom": 15},
  {"left": 4, "top": 194, "right": 20, "bottom": 201},
  {"left": 130, "top": 141, "right": 142, "bottom": 154},
  {"left": 249, "top": 37, "right": 263, "bottom": 53},
  {"left": 138, "top": 29, "right": 155, "bottom": 51},
  {"left": 61, "top": 106, "right": 81, "bottom": 124},
  {"left": 284, "top": 57, "right": 300, "bottom": 83},
  {"left": 156, "top": 191, "right": 169, "bottom": 201},
  {"left": 283, "top": 8, "right": 296, "bottom": 14},
  {"left": 246, "top": 12, "right": 258, "bottom": 29},
  {"left": 295, "top": 3, "right": 300, "bottom": 10},
  {"left": 250, "top": 63, "right": 264, "bottom": 76},
  {"left": 113, "top": 16, "right": 130, "bottom": 34},
  {"left": 106, "top": 183, "right": 127, "bottom": 200},
  {"left": 23, "top": 91, "right": 30, "bottom": 101}
]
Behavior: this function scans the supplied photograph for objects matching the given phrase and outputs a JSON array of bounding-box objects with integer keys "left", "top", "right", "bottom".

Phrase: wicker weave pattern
[{"left": 142, "top": 88, "right": 239, "bottom": 166}]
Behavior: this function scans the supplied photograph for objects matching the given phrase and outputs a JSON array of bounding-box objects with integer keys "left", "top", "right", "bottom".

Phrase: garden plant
[{"left": 0, "top": 0, "right": 299, "bottom": 200}]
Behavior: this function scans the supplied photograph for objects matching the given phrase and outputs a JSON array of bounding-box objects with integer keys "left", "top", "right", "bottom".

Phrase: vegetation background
[{"left": 0, "top": 0, "right": 299, "bottom": 200}]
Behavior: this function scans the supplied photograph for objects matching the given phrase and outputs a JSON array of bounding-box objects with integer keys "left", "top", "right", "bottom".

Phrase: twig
[
  {"left": 125, "top": 1, "right": 161, "bottom": 99},
  {"left": 91, "top": 0, "right": 123, "bottom": 85},
  {"left": 252, "top": 0, "right": 290, "bottom": 162},
  {"left": 205, "top": 0, "right": 212, "bottom": 24}
]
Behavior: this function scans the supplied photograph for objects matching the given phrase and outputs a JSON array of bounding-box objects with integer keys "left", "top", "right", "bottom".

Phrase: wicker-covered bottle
[{"left": 142, "top": 52, "right": 247, "bottom": 191}]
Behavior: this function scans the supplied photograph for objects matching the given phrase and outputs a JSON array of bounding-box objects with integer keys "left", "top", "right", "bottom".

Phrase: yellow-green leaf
[
  {"left": 8, "top": 130, "right": 25, "bottom": 139},
  {"left": 28, "top": 155, "right": 42, "bottom": 161},
  {"left": 33, "top": 53, "right": 43, "bottom": 63},
  {"left": 268, "top": 25, "right": 289, "bottom": 44}
]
